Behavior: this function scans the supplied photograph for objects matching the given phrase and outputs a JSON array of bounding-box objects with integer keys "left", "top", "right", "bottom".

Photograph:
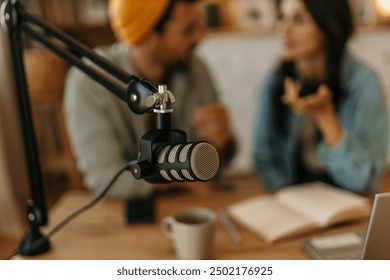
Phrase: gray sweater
[{"left": 64, "top": 43, "right": 221, "bottom": 198}]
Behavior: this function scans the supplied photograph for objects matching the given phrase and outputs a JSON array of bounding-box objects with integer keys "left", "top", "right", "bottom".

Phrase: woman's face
[{"left": 279, "top": 0, "right": 325, "bottom": 61}]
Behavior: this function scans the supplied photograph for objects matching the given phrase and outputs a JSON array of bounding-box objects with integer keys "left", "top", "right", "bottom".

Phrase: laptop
[{"left": 301, "top": 192, "right": 390, "bottom": 260}]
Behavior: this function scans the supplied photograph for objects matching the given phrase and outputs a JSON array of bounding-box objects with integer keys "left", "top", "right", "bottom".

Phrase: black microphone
[
  {"left": 127, "top": 84, "right": 220, "bottom": 184},
  {"left": 129, "top": 141, "right": 220, "bottom": 183},
  {"left": 156, "top": 142, "right": 219, "bottom": 182}
]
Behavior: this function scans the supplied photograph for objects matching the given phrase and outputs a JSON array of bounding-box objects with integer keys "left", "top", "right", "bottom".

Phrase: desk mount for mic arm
[{"left": 1, "top": 0, "right": 184, "bottom": 255}]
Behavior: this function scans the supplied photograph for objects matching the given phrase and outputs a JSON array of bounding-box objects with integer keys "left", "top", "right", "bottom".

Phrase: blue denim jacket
[{"left": 252, "top": 54, "right": 388, "bottom": 193}]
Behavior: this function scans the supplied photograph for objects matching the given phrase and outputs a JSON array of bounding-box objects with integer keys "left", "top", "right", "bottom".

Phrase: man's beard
[
  {"left": 164, "top": 44, "right": 197, "bottom": 69},
  {"left": 162, "top": 59, "right": 192, "bottom": 84}
]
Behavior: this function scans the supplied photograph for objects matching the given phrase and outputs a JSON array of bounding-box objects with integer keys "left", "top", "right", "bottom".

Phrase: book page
[
  {"left": 227, "top": 195, "right": 318, "bottom": 243},
  {"left": 275, "top": 182, "right": 370, "bottom": 227}
]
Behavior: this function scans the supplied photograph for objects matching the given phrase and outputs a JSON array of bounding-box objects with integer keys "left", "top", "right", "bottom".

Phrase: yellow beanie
[{"left": 109, "top": 0, "right": 170, "bottom": 45}]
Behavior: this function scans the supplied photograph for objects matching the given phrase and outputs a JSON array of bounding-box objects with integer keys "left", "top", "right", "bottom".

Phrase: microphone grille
[
  {"left": 167, "top": 145, "right": 180, "bottom": 163},
  {"left": 190, "top": 142, "right": 219, "bottom": 181},
  {"left": 157, "top": 145, "right": 170, "bottom": 164}
]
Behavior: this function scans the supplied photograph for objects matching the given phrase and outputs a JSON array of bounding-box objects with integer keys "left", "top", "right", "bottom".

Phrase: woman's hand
[
  {"left": 281, "top": 77, "right": 343, "bottom": 147},
  {"left": 281, "top": 77, "right": 333, "bottom": 115}
]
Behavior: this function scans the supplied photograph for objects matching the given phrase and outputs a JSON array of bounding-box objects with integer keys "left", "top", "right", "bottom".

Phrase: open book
[{"left": 227, "top": 182, "right": 370, "bottom": 243}]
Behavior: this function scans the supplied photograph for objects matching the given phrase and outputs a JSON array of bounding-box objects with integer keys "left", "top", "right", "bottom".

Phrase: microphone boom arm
[
  {"left": 0, "top": 0, "right": 179, "bottom": 255},
  {"left": 1, "top": 0, "right": 161, "bottom": 114}
]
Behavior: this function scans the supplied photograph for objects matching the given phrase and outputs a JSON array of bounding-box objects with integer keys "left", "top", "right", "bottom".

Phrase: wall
[{"left": 197, "top": 29, "right": 390, "bottom": 172}]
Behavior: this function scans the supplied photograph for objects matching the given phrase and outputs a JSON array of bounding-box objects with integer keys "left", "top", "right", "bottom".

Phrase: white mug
[{"left": 161, "top": 207, "right": 216, "bottom": 260}]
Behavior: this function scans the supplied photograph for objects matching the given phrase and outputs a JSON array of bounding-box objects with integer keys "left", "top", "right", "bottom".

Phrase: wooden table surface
[{"left": 5, "top": 172, "right": 390, "bottom": 260}]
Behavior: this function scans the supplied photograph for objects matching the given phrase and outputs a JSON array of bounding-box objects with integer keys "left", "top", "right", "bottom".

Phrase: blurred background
[
  {"left": 0, "top": 0, "right": 390, "bottom": 259},
  {"left": 21, "top": 0, "right": 390, "bottom": 171},
  {"left": 1, "top": 0, "right": 390, "bottom": 202}
]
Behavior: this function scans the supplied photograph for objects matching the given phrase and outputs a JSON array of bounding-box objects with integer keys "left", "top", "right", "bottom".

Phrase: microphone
[
  {"left": 129, "top": 141, "right": 220, "bottom": 183},
  {"left": 156, "top": 142, "right": 219, "bottom": 182},
  {"left": 128, "top": 84, "right": 220, "bottom": 184}
]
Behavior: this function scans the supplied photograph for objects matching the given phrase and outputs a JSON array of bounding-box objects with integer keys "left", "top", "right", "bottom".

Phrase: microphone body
[
  {"left": 129, "top": 140, "right": 220, "bottom": 184},
  {"left": 156, "top": 142, "right": 219, "bottom": 183}
]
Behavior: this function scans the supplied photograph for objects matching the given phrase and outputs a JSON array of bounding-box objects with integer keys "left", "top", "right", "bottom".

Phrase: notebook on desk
[{"left": 301, "top": 192, "right": 390, "bottom": 260}]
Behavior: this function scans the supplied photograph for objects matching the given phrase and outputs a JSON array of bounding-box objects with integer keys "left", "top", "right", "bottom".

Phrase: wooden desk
[{"left": 10, "top": 173, "right": 390, "bottom": 260}]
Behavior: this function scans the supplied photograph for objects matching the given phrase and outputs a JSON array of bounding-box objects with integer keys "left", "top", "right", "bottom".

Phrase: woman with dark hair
[{"left": 252, "top": 0, "right": 388, "bottom": 193}]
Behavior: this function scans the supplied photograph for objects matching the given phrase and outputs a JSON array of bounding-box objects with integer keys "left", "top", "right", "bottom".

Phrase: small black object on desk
[{"left": 126, "top": 193, "right": 155, "bottom": 224}]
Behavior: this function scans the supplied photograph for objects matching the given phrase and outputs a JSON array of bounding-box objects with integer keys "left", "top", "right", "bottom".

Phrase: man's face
[{"left": 154, "top": 1, "right": 206, "bottom": 66}]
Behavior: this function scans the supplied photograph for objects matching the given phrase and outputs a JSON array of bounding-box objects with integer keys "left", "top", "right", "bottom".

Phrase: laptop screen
[
  {"left": 302, "top": 192, "right": 390, "bottom": 260},
  {"left": 361, "top": 192, "right": 390, "bottom": 260}
]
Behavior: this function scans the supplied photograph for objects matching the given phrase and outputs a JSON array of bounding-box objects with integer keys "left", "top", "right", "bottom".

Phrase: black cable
[{"left": 6, "top": 163, "right": 130, "bottom": 260}]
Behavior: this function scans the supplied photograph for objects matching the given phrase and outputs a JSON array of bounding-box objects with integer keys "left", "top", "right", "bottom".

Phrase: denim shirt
[{"left": 252, "top": 54, "right": 388, "bottom": 193}]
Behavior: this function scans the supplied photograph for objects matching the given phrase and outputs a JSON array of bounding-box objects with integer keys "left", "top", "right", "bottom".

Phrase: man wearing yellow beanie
[
  {"left": 64, "top": 0, "right": 235, "bottom": 202},
  {"left": 109, "top": 0, "right": 170, "bottom": 45}
]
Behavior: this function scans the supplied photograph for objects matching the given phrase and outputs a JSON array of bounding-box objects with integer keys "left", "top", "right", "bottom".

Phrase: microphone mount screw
[{"left": 149, "top": 84, "right": 175, "bottom": 114}]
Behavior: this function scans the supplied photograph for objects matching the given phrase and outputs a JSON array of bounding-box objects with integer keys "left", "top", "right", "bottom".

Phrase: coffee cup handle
[{"left": 161, "top": 216, "right": 175, "bottom": 239}]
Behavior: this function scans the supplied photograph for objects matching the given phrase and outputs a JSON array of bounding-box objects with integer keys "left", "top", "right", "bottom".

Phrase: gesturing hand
[
  {"left": 281, "top": 77, "right": 334, "bottom": 117},
  {"left": 281, "top": 77, "right": 343, "bottom": 147},
  {"left": 191, "top": 103, "right": 232, "bottom": 153}
]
